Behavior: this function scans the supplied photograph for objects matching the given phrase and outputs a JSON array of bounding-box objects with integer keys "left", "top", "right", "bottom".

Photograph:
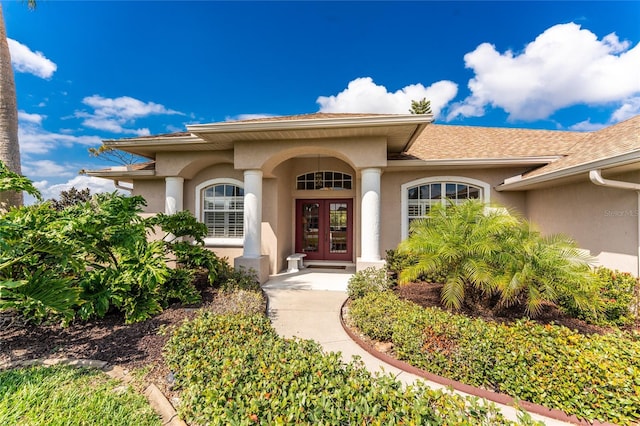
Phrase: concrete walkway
[{"left": 262, "top": 269, "right": 575, "bottom": 426}]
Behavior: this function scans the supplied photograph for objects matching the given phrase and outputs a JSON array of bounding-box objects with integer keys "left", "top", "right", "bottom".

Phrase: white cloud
[
  {"left": 7, "top": 38, "right": 57, "bottom": 79},
  {"left": 447, "top": 23, "right": 640, "bottom": 122},
  {"left": 76, "top": 95, "right": 183, "bottom": 135},
  {"left": 568, "top": 120, "right": 606, "bottom": 131},
  {"left": 29, "top": 175, "right": 118, "bottom": 204},
  {"left": 18, "top": 110, "right": 45, "bottom": 124},
  {"left": 316, "top": 77, "right": 458, "bottom": 118},
  {"left": 18, "top": 121, "right": 102, "bottom": 155},
  {"left": 21, "top": 160, "right": 76, "bottom": 178},
  {"left": 610, "top": 97, "right": 640, "bottom": 123}
]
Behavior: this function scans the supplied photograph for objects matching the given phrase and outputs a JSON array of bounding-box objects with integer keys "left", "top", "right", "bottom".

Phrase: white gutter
[
  {"left": 114, "top": 181, "right": 133, "bottom": 192},
  {"left": 497, "top": 149, "right": 640, "bottom": 191},
  {"left": 589, "top": 169, "right": 640, "bottom": 277}
]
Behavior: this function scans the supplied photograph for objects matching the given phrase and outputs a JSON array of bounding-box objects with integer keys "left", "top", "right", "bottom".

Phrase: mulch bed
[
  {"left": 394, "top": 281, "right": 620, "bottom": 335},
  {"left": 0, "top": 286, "right": 219, "bottom": 398}
]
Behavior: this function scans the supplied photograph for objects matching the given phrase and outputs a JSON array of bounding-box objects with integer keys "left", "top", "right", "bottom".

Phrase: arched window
[
  {"left": 195, "top": 179, "right": 244, "bottom": 244},
  {"left": 296, "top": 171, "right": 352, "bottom": 190},
  {"left": 401, "top": 177, "right": 490, "bottom": 238}
]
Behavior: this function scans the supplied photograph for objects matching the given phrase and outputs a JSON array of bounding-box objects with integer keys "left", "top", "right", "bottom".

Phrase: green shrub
[
  {"left": 209, "top": 289, "right": 265, "bottom": 315},
  {"left": 350, "top": 291, "right": 640, "bottom": 425},
  {"left": 385, "top": 249, "right": 446, "bottom": 284},
  {"left": 219, "top": 267, "right": 260, "bottom": 292},
  {"left": 164, "top": 311, "right": 529, "bottom": 426},
  {"left": 1, "top": 186, "right": 233, "bottom": 325},
  {"left": 559, "top": 267, "right": 638, "bottom": 326},
  {"left": 347, "top": 266, "right": 391, "bottom": 299},
  {"left": 397, "top": 200, "right": 597, "bottom": 317}
]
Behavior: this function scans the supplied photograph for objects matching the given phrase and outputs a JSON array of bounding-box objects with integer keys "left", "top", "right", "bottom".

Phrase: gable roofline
[{"left": 497, "top": 149, "right": 640, "bottom": 191}]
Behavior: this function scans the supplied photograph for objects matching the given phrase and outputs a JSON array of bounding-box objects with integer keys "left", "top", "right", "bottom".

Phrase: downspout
[
  {"left": 114, "top": 180, "right": 132, "bottom": 192},
  {"left": 589, "top": 169, "right": 640, "bottom": 277}
]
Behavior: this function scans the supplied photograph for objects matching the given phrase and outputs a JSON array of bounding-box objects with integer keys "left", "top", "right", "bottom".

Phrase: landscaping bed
[{"left": 346, "top": 290, "right": 640, "bottom": 425}]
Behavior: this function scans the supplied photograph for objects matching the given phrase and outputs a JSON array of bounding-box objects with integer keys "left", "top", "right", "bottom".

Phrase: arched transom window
[
  {"left": 401, "top": 177, "right": 490, "bottom": 238},
  {"left": 202, "top": 183, "right": 244, "bottom": 238},
  {"left": 296, "top": 171, "right": 352, "bottom": 190}
]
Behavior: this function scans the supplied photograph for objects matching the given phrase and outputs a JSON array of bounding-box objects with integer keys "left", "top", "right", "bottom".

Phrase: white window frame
[
  {"left": 400, "top": 176, "right": 490, "bottom": 239},
  {"left": 195, "top": 178, "right": 244, "bottom": 247}
]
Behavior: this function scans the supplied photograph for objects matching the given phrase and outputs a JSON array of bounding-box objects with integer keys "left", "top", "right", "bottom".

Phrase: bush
[
  {"left": 209, "top": 289, "right": 265, "bottom": 316},
  {"left": 0, "top": 188, "right": 232, "bottom": 325},
  {"left": 219, "top": 267, "right": 260, "bottom": 292},
  {"left": 559, "top": 267, "right": 638, "bottom": 326},
  {"left": 164, "top": 311, "right": 528, "bottom": 426},
  {"left": 397, "top": 200, "right": 597, "bottom": 317},
  {"left": 349, "top": 291, "right": 640, "bottom": 425},
  {"left": 347, "top": 266, "right": 391, "bottom": 299}
]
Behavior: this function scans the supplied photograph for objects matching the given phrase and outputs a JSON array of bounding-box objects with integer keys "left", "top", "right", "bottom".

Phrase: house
[{"left": 85, "top": 113, "right": 640, "bottom": 283}]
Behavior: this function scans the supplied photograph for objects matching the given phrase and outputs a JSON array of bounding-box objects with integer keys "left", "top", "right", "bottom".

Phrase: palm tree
[
  {"left": 398, "top": 200, "right": 520, "bottom": 310},
  {"left": 0, "top": 1, "right": 36, "bottom": 208}
]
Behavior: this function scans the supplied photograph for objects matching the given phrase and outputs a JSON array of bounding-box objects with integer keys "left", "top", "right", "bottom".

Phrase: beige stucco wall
[
  {"left": 379, "top": 167, "right": 529, "bottom": 253},
  {"left": 132, "top": 179, "right": 165, "bottom": 213},
  {"left": 183, "top": 163, "right": 244, "bottom": 216},
  {"left": 525, "top": 171, "right": 640, "bottom": 275}
]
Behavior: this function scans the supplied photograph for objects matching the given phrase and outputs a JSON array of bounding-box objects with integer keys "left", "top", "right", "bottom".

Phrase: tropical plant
[
  {"left": 0, "top": 5, "right": 26, "bottom": 208},
  {"left": 397, "top": 200, "right": 598, "bottom": 316},
  {"left": 409, "top": 97, "right": 432, "bottom": 115},
  {"left": 347, "top": 266, "right": 392, "bottom": 299},
  {"left": 0, "top": 160, "right": 42, "bottom": 210},
  {"left": 493, "top": 224, "right": 595, "bottom": 316},
  {"left": 398, "top": 200, "right": 520, "bottom": 310}
]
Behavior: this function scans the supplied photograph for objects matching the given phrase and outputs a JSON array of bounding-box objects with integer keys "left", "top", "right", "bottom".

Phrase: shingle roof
[
  {"left": 228, "top": 112, "right": 392, "bottom": 123},
  {"left": 523, "top": 115, "right": 640, "bottom": 178},
  {"left": 405, "top": 124, "right": 582, "bottom": 160}
]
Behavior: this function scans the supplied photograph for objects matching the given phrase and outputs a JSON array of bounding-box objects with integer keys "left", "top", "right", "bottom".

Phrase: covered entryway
[{"left": 296, "top": 199, "right": 353, "bottom": 261}]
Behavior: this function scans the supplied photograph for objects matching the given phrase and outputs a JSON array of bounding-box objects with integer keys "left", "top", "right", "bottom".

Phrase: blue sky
[{"left": 4, "top": 1, "right": 640, "bottom": 201}]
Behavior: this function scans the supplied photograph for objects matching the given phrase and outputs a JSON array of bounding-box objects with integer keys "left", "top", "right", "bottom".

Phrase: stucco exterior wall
[
  {"left": 379, "top": 167, "right": 529, "bottom": 253},
  {"left": 525, "top": 171, "right": 640, "bottom": 275},
  {"left": 132, "top": 179, "right": 165, "bottom": 213},
  {"left": 183, "top": 163, "right": 243, "bottom": 216}
]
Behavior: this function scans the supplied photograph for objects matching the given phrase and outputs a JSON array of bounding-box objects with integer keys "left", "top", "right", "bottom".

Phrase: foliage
[
  {"left": 209, "top": 289, "right": 265, "bottom": 316},
  {"left": 0, "top": 159, "right": 41, "bottom": 203},
  {"left": 347, "top": 266, "right": 392, "bottom": 299},
  {"left": 0, "top": 365, "right": 160, "bottom": 426},
  {"left": 0, "top": 203, "right": 83, "bottom": 325},
  {"left": 559, "top": 267, "right": 638, "bottom": 326},
  {"left": 349, "top": 291, "right": 640, "bottom": 424},
  {"left": 398, "top": 200, "right": 597, "bottom": 317},
  {"left": 385, "top": 248, "right": 446, "bottom": 285},
  {"left": 0, "top": 186, "right": 229, "bottom": 325},
  {"left": 219, "top": 266, "right": 260, "bottom": 292},
  {"left": 48, "top": 187, "right": 91, "bottom": 210},
  {"left": 409, "top": 97, "right": 432, "bottom": 115},
  {"left": 164, "top": 311, "right": 532, "bottom": 426}
]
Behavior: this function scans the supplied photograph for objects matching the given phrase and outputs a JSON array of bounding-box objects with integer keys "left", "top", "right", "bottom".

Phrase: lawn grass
[{"left": 0, "top": 364, "right": 160, "bottom": 426}]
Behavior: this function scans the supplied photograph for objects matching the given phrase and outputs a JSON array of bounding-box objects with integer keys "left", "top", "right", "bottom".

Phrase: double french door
[{"left": 296, "top": 199, "right": 353, "bottom": 261}]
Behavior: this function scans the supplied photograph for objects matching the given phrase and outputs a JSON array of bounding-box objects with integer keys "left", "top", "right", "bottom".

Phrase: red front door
[{"left": 296, "top": 199, "right": 353, "bottom": 261}]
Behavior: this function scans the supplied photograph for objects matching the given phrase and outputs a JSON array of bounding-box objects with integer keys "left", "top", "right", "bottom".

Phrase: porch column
[
  {"left": 165, "top": 177, "right": 184, "bottom": 214},
  {"left": 360, "top": 168, "right": 381, "bottom": 263},
  {"left": 235, "top": 169, "right": 269, "bottom": 283},
  {"left": 243, "top": 169, "right": 262, "bottom": 258}
]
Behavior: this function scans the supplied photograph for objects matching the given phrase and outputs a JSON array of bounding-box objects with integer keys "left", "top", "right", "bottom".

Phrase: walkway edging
[
  {"left": 0, "top": 358, "right": 186, "bottom": 426},
  {"left": 339, "top": 299, "right": 614, "bottom": 426}
]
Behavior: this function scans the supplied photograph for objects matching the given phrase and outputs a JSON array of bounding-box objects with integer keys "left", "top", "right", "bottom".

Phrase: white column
[
  {"left": 243, "top": 169, "right": 263, "bottom": 258},
  {"left": 360, "top": 168, "right": 381, "bottom": 261},
  {"left": 165, "top": 177, "right": 184, "bottom": 214}
]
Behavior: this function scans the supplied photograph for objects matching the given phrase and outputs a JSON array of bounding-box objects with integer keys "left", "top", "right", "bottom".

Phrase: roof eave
[
  {"left": 388, "top": 156, "right": 562, "bottom": 167},
  {"left": 496, "top": 150, "right": 640, "bottom": 191},
  {"left": 186, "top": 114, "right": 433, "bottom": 134}
]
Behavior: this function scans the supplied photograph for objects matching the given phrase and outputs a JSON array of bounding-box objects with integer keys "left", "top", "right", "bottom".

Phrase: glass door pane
[
  {"left": 329, "top": 202, "right": 348, "bottom": 253},
  {"left": 301, "top": 202, "right": 320, "bottom": 253}
]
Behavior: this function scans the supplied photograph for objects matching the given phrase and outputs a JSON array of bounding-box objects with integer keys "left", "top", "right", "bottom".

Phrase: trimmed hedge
[
  {"left": 349, "top": 292, "right": 640, "bottom": 425},
  {"left": 164, "top": 311, "right": 536, "bottom": 425}
]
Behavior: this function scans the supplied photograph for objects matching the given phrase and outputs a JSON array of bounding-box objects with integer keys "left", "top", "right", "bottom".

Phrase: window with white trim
[
  {"left": 202, "top": 183, "right": 244, "bottom": 238},
  {"left": 401, "top": 177, "right": 490, "bottom": 239}
]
